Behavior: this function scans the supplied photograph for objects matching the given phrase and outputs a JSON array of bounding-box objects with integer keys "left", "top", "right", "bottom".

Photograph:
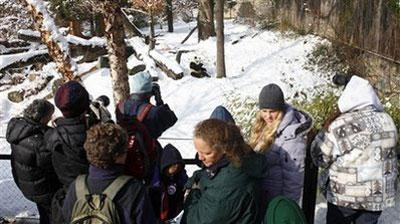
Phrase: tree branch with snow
[{"left": 19, "top": 0, "right": 78, "bottom": 81}]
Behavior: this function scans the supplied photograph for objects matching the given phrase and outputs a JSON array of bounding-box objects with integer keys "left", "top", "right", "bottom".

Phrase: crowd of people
[{"left": 6, "top": 72, "right": 398, "bottom": 224}]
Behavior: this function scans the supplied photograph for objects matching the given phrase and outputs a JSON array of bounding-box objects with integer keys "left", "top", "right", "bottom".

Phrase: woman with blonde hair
[
  {"left": 250, "top": 83, "right": 312, "bottom": 204},
  {"left": 183, "top": 119, "right": 267, "bottom": 224}
]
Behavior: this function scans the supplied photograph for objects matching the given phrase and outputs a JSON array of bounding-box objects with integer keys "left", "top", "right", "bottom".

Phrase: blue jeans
[{"left": 327, "top": 203, "right": 381, "bottom": 224}]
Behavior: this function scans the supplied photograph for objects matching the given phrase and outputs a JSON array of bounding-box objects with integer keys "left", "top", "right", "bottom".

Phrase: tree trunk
[
  {"left": 216, "top": 0, "right": 226, "bottom": 78},
  {"left": 103, "top": 3, "right": 130, "bottom": 104},
  {"left": 166, "top": 0, "right": 174, "bottom": 32},
  {"left": 94, "top": 14, "right": 105, "bottom": 37},
  {"left": 21, "top": 0, "right": 76, "bottom": 81},
  {"left": 198, "top": 0, "right": 216, "bottom": 40},
  {"left": 69, "top": 19, "right": 83, "bottom": 37},
  {"left": 149, "top": 13, "right": 156, "bottom": 50}
]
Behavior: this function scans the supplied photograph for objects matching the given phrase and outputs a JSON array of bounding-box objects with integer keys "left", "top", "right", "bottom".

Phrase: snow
[
  {"left": 0, "top": 49, "right": 48, "bottom": 70},
  {"left": 0, "top": 20, "right": 399, "bottom": 223},
  {"left": 65, "top": 35, "right": 107, "bottom": 47},
  {"left": 149, "top": 50, "right": 184, "bottom": 74},
  {"left": 127, "top": 54, "right": 145, "bottom": 70},
  {"left": 18, "top": 29, "right": 41, "bottom": 38}
]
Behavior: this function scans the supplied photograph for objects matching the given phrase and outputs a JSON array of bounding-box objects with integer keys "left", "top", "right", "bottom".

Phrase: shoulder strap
[
  {"left": 75, "top": 175, "right": 89, "bottom": 199},
  {"left": 103, "top": 175, "right": 133, "bottom": 200},
  {"left": 137, "top": 104, "right": 152, "bottom": 122},
  {"left": 117, "top": 101, "right": 124, "bottom": 114}
]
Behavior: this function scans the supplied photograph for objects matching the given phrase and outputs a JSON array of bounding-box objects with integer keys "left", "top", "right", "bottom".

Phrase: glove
[{"left": 152, "top": 83, "right": 164, "bottom": 106}]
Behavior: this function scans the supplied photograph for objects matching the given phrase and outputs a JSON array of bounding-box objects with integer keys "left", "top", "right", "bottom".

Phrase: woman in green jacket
[{"left": 182, "top": 118, "right": 267, "bottom": 224}]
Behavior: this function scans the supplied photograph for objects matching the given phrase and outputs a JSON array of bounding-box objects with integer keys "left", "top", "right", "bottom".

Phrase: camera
[{"left": 88, "top": 95, "right": 113, "bottom": 126}]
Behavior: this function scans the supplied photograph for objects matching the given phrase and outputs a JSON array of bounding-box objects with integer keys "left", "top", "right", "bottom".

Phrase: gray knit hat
[{"left": 258, "top": 84, "right": 285, "bottom": 110}]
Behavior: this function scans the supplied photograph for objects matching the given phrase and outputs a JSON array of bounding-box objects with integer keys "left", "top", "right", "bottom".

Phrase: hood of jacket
[
  {"left": 209, "top": 106, "right": 235, "bottom": 124},
  {"left": 277, "top": 105, "right": 312, "bottom": 139},
  {"left": 161, "top": 143, "right": 184, "bottom": 172},
  {"left": 6, "top": 117, "right": 45, "bottom": 144},
  {"left": 338, "top": 76, "right": 383, "bottom": 113}
]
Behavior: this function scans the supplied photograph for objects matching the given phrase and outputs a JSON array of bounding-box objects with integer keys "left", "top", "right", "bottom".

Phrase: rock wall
[{"left": 236, "top": 0, "right": 400, "bottom": 94}]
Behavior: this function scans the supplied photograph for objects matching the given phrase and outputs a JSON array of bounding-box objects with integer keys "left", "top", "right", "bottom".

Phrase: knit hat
[
  {"left": 54, "top": 81, "right": 90, "bottom": 118},
  {"left": 129, "top": 71, "right": 153, "bottom": 94},
  {"left": 258, "top": 84, "right": 285, "bottom": 110},
  {"left": 23, "top": 99, "right": 55, "bottom": 123}
]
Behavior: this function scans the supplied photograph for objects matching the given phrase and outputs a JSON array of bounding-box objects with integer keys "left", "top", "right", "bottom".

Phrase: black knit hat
[{"left": 258, "top": 84, "right": 285, "bottom": 110}]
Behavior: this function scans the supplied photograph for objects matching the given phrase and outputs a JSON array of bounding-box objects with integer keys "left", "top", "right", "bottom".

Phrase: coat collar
[{"left": 205, "top": 156, "right": 230, "bottom": 179}]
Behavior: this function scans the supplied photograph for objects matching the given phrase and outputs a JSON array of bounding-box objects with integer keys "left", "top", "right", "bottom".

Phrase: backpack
[
  {"left": 116, "top": 102, "right": 158, "bottom": 182},
  {"left": 70, "top": 175, "right": 132, "bottom": 224}
]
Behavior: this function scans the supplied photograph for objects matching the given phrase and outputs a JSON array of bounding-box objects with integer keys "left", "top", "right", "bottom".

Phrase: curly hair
[
  {"left": 194, "top": 119, "right": 252, "bottom": 167},
  {"left": 23, "top": 99, "right": 54, "bottom": 123},
  {"left": 84, "top": 123, "right": 128, "bottom": 169},
  {"left": 249, "top": 110, "right": 283, "bottom": 153}
]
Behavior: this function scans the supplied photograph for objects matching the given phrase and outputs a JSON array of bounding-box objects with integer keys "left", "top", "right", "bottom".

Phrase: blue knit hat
[{"left": 129, "top": 71, "right": 152, "bottom": 94}]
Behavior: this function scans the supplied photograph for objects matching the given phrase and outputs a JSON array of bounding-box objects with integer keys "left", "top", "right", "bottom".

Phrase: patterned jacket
[{"left": 311, "top": 76, "right": 398, "bottom": 211}]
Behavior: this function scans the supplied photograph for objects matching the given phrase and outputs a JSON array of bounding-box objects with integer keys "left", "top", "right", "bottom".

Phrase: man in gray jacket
[{"left": 311, "top": 75, "right": 398, "bottom": 224}]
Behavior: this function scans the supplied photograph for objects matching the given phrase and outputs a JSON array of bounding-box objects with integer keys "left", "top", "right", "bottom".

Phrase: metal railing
[
  {"left": 0, "top": 137, "right": 38, "bottom": 219},
  {"left": 0, "top": 135, "right": 197, "bottom": 220}
]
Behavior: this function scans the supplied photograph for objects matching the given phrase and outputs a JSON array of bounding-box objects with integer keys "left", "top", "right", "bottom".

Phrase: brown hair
[
  {"left": 84, "top": 123, "right": 128, "bottom": 169},
  {"left": 194, "top": 119, "right": 252, "bottom": 167}
]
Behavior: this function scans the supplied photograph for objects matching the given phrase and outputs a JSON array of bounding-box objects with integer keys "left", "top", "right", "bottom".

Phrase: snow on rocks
[{"left": 0, "top": 49, "right": 48, "bottom": 70}]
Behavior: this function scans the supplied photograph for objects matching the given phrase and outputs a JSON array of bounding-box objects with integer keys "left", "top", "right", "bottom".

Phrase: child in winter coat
[
  {"left": 6, "top": 99, "right": 60, "bottom": 224},
  {"left": 150, "top": 143, "right": 188, "bottom": 222}
]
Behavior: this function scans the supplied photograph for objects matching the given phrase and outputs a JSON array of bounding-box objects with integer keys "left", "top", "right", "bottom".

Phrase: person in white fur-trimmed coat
[{"left": 311, "top": 75, "right": 398, "bottom": 224}]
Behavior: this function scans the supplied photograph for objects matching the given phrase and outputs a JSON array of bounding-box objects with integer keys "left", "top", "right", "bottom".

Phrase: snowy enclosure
[{"left": 1, "top": 19, "right": 399, "bottom": 223}]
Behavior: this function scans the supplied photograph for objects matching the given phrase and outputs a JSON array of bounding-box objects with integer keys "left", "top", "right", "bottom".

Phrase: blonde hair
[{"left": 249, "top": 110, "right": 283, "bottom": 153}]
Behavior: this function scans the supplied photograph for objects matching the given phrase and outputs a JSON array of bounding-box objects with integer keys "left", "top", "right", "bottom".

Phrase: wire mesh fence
[{"left": 0, "top": 137, "right": 38, "bottom": 219}]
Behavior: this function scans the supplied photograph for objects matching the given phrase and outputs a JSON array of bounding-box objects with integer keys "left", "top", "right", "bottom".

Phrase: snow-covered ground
[{"left": 1, "top": 20, "right": 399, "bottom": 223}]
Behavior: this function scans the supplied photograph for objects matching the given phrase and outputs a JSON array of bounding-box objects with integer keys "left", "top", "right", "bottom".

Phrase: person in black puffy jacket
[
  {"left": 44, "top": 81, "right": 91, "bottom": 223},
  {"left": 6, "top": 99, "right": 60, "bottom": 224}
]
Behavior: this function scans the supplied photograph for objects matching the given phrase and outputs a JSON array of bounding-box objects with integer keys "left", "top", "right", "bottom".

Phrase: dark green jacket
[{"left": 183, "top": 152, "right": 267, "bottom": 224}]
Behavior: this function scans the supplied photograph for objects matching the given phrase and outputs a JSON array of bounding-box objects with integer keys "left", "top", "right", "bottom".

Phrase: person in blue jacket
[
  {"left": 116, "top": 71, "right": 177, "bottom": 140},
  {"left": 150, "top": 143, "right": 188, "bottom": 222}
]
